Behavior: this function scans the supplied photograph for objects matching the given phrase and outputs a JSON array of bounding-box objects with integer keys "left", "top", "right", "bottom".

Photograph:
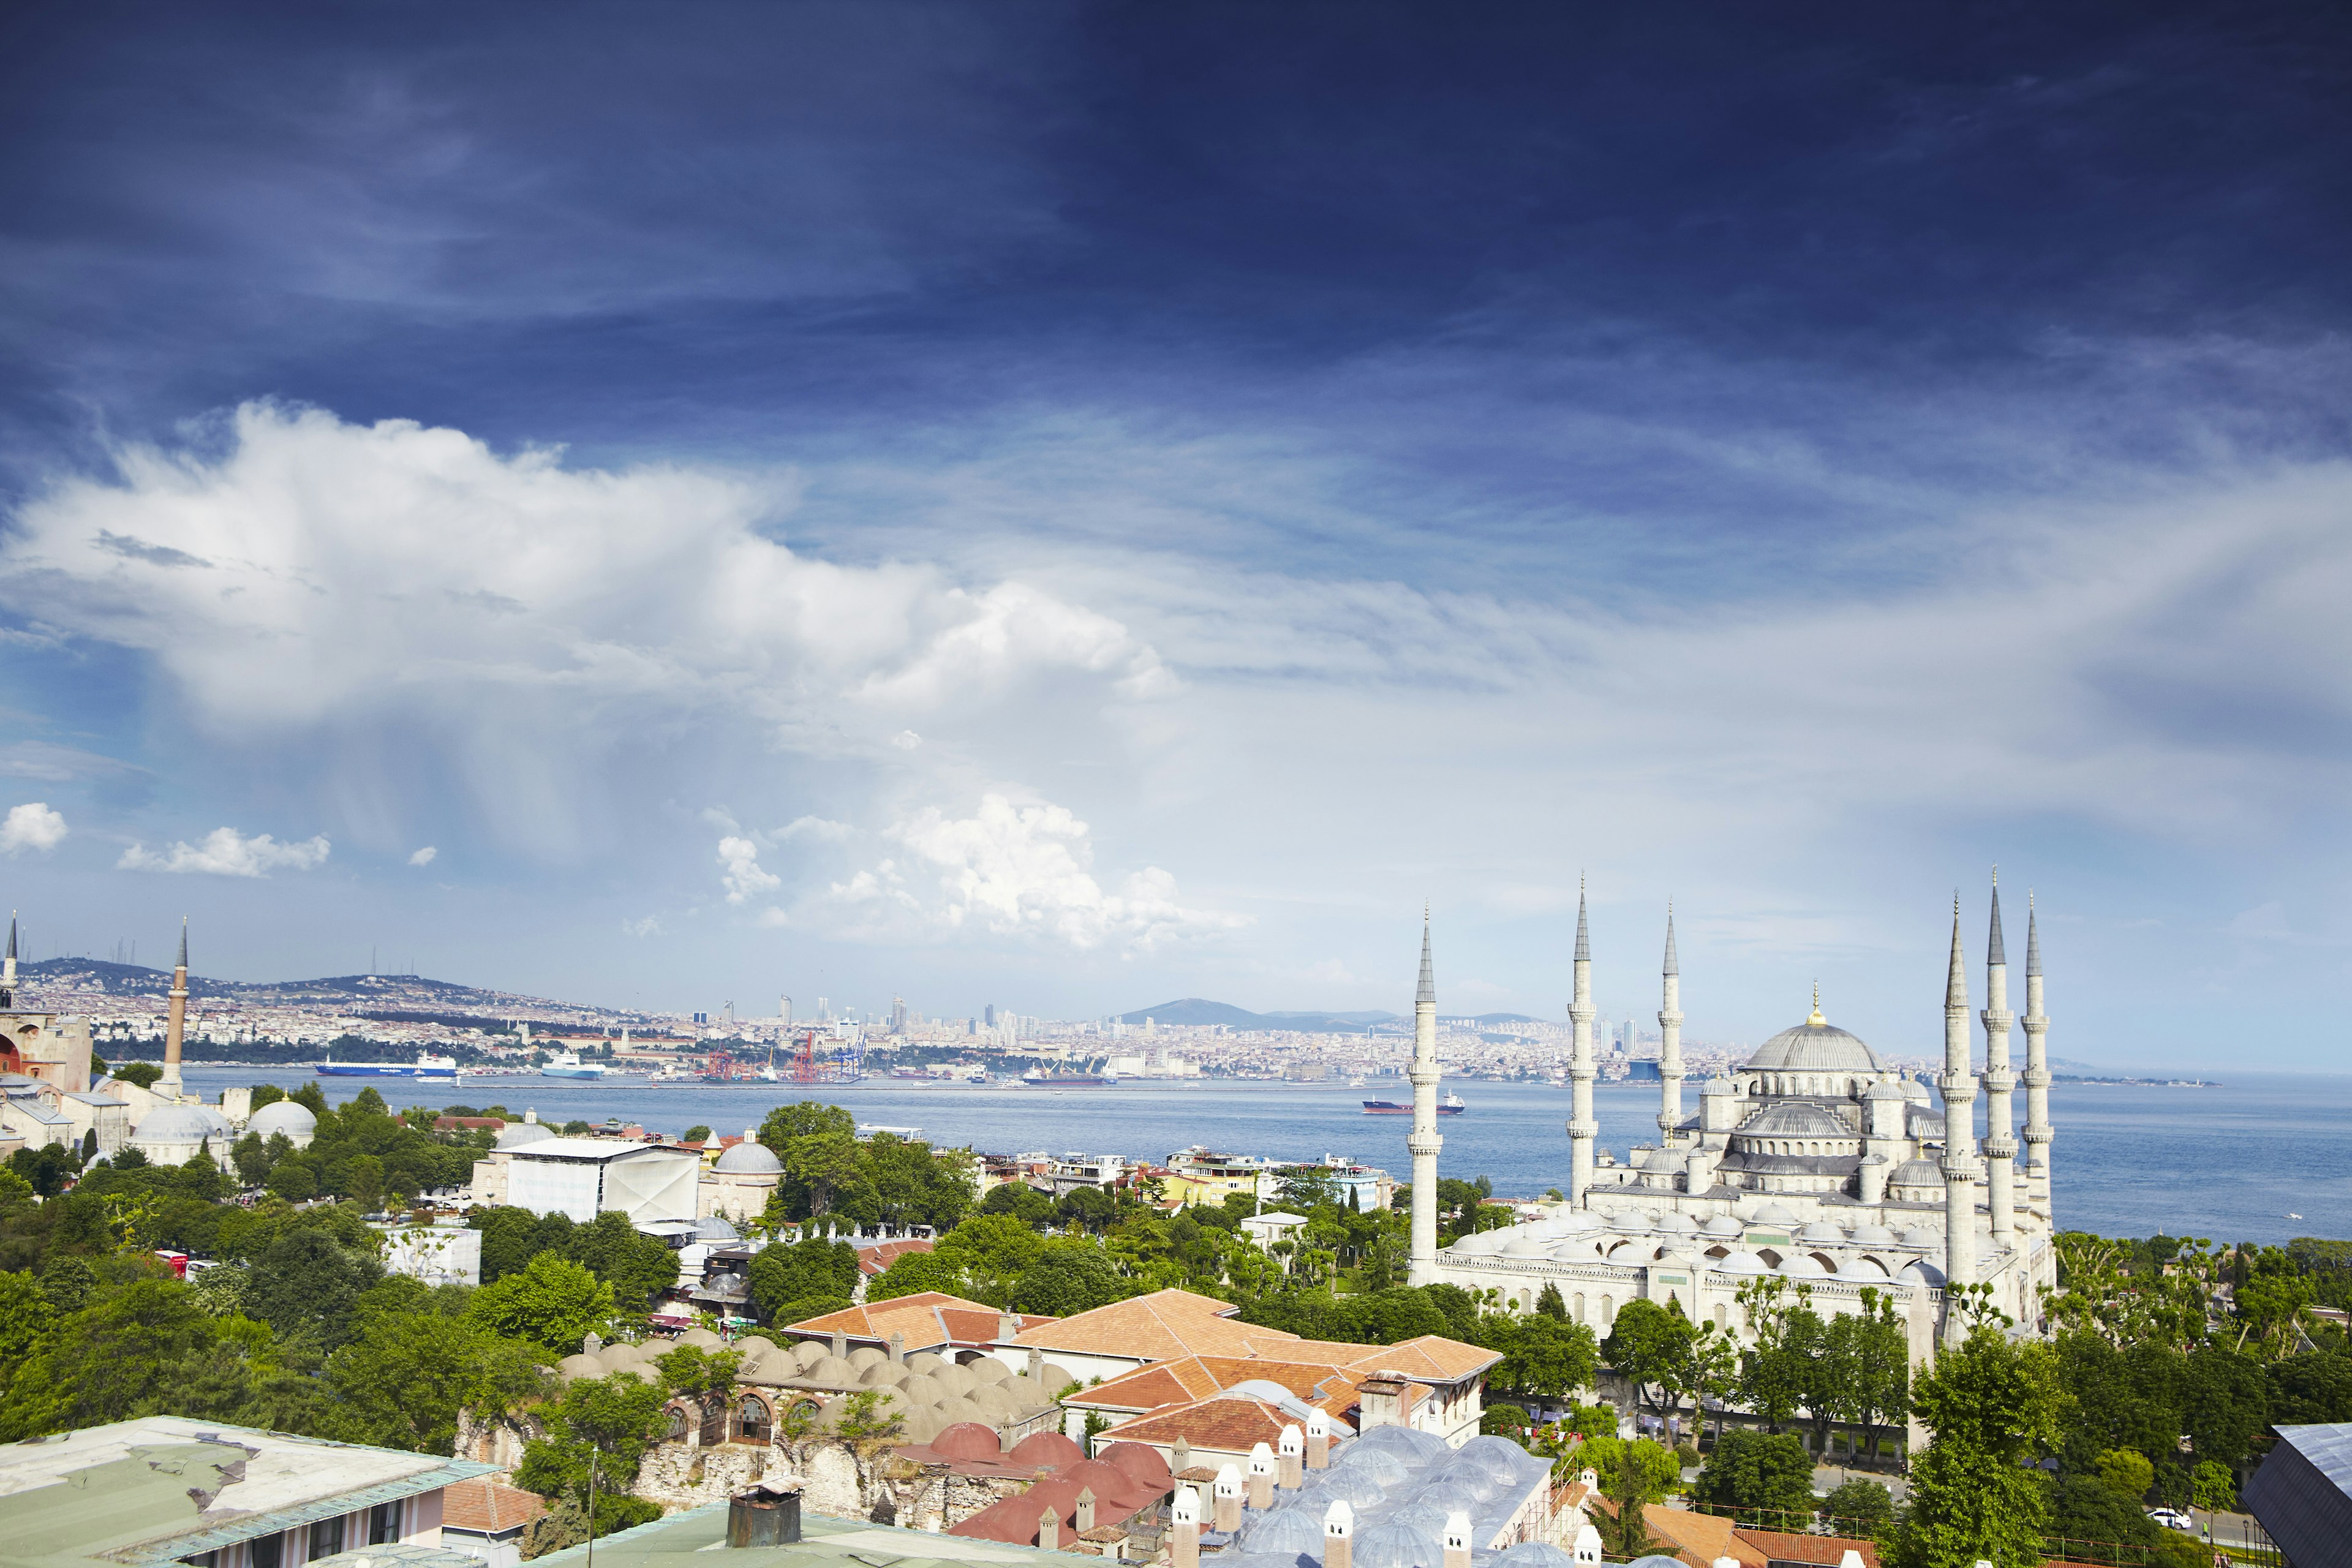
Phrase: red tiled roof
[
  {"left": 858, "top": 1238, "right": 935, "bottom": 1277},
  {"left": 781, "top": 1292, "right": 1054, "bottom": 1352},
  {"left": 1640, "top": 1507, "right": 1767, "bottom": 1568},
  {"left": 944, "top": 1454, "right": 1169, "bottom": 1546},
  {"left": 1099, "top": 1393, "right": 1303, "bottom": 1454},
  {"left": 1008, "top": 1289, "right": 1263, "bottom": 1361},
  {"left": 440, "top": 1479, "right": 548, "bottom": 1536},
  {"left": 1733, "top": 1528, "right": 1881, "bottom": 1568}
]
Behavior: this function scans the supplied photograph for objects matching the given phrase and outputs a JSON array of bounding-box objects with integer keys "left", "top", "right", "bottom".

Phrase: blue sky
[{"left": 1, "top": 2, "right": 2348, "bottom": 1067}]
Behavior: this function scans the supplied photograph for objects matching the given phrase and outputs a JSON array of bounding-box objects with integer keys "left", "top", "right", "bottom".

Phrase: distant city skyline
[{"left": 4, "top": 9, "right": 2349, "bottom": 1069}]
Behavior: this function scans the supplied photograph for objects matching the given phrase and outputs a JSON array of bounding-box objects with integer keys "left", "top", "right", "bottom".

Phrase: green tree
[
  {"left": 468, "top": 1252, "right": 617, "bottom": 1355},
  {"left": 2094, "top": 1446, "right": 2154, "bottom": 1501},
  {"left": 1594, "top": 1436, "right": 1673, "bottom": 1558},
  {"left": 230, "top": 1133, "right": 272, "bottom": 1187},
  {"left": 1492, "top": 1313, "right": 1599, "bottom": 1403},
  {"left": 1693, "top": 1429, "right": 1813, "bottom": 1523},
  {"left": 1735, "top": 1275, "right": 1815, "bottom": 1433},
  {"left": 513, "top": 1372, "right": 671, "bottom": 1540},
  {"left": 1008, "top": 1242, "right": 1134, "bottom": 1316},
  {"left": 245, "top": 1227, "right": 385, "bottom": 1351},
  {"left": 323, "top": 1311, "right": 548, "bottom": 1453},
  {"left": 1824, "top": 1287, "right": 1912, "bottom": 1463},
  {"left": 746, "top": 1237, "right": 860, "bottom": 1322},
  {"left": 682, "top": 1126, "right": 712, "bottom": 1144},
  {"left": 1891, "top": 1296, "right": 2068, "bottom": 1568},
  {"left": 936, "top": 1213, "right": 1046, "bottom": 1303},
  {"left": 1821, "top": 1477, "right": 1894, "bottom": 1537},
  {"left": 978, "top": 1181, "right": 1054, "bottom": 1225},
  {"left": 1534, "top": 1281, "right": 1567, "bottom": 1321},
  {"left": 562, "top": 1211, "right": 682, "bottom": 1314},
  {"left": 868, "top": 1248, "right": 970, "bottom": 1302},
  {"left": 111, "top": 1062, "right": 164, "bottom": 1089},
  {"left": 1602, "top": 1296, "right": 1695, "bottom": 1420}
]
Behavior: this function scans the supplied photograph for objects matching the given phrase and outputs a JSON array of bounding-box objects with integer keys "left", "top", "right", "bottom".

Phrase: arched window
[
  {"left": 1711, "top": 1303, "right": 1728, "bottom": 1329},
  {"left": 1599, "top": 1294, "right": 1614, "bottom": 1328},
  {"left": 664, "top": 1405, "right": 689, "bottom": 1441},
  {"left": 739, "top": 1395, "right": 772, "bottom": 1443},
  {"left": 1572, "top": 1292, "right": 1585, "bottom": 1322}
]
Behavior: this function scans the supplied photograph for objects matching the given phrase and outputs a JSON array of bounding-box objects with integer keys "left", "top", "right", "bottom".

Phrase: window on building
[
  {"left": 739, "top": 1395, "right": 771, "bottom": 1442},
  {"left": 249, "top": 1534, "right": 284, "bottom": 1568},
  {"left": 306, "top": 1515, "right": 344, "bottom": 1562},
  {"left": 368, "top": 1502, "right": 403, "bottom": 1546}
]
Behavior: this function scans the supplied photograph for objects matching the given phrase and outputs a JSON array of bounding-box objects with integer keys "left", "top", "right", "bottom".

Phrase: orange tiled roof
[
  {"left": 857, "top": 1238, "right": 935, "bottom": 1277},
  {"left": 1099, "top": 1393, "right": 1303, "bottom": 1454},
  {"left": 1340, "top": 1333, "right": 1503, "bottom": 1382},
  {"left": 440, "top": 1479, "right": 549, "bottom": 1535},
  {"left": 1008, "top": 1289, "right": 1265, "bottom": 1361},
  {"left": 1640, "top": 1506, "right": 1768, "bottom": 1568},
  {"left": 1733, "top": 1528, "right": 1880, "bottom": 1567},
  {"left": 782, "top": 1292, "right": 1054, "bottom": 1351}
]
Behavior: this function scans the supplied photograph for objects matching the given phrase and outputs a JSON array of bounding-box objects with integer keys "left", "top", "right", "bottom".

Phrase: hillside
[
  {"left": 1118, "top": 998, "right": 1402, "bottom": 1033},
  {"left": 21, "top": 957, "right": 635, "bottom": 1022}
]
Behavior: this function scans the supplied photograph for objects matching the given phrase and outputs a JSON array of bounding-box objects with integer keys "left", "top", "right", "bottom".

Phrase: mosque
[{"left": 1407, "top": 878, "right": 2059, "bottom": 1366}]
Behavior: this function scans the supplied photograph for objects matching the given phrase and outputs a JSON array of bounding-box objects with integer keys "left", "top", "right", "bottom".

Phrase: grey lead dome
[{"left": 1741, "top": 1017, "right": 1885, "bottom": 1073}]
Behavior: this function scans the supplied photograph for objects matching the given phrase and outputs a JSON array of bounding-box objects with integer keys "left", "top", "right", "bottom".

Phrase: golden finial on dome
[{"left": 1808, "top": 980, "right": 1825, "bottom": 1028}]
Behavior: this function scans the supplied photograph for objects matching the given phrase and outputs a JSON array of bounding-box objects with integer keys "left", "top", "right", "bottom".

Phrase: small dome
[
  {"left": 1899, "top": 1226, "right": 1943, "bottom": 1249},
  {"left": 1637, "top": 1146, "right": 1681, "bottom": 1173},
  {"left": 1700, "top": 1076, "right": 1738, "bottom": 1096},
  {"left": 1498, "top": 1231, "right": 1553, "bottom": 1259},
  {"left": 906, "top": 1351, "right": 949, "bottom": 1376},
  {"left": 1333, "top": 1444, "right": 1412, "bottom": 1489},
  {"left": 1744, "top": 1017, "right": 1883, "bottom": 1073},
  {"left": 932, "top": 1422, "right": 1002, "bottom": 1461},
  {"left": 1547, "top": 1238, "right": 1605, "bottom": 1262},
  {"left": 557, "top": 1353, "right": 600, "bottom": 1379},
  {"left": 1846, "top": 1223, "right": 1898, "bottom": 1245},
  {"left": 1408, "top": 1482, "right": 1481, "bottom": 1518},
  {"left": 1550, "top": 1208, "right": 1606, "bottom": 1234},
  {"left": 859, "top": 1360, "right": 911, "bottom": 1387},
  {"left": 1837, "top": 1257, "right": 1892, "bottom": 1280},
  {"left": 1901, "top": 1078, "right": 1933, "bottom": 1104},
  {"left": 714, "top": 1138, "right": 782, "bottom": 1174},
  {"left": 1890, "top": 1159, "right": 1944, "bottom": 1188},
  {"left": 1450, "top": 1229, "right": 1509, "bottom": 1256},
  {"left": 1778, "top": 1254, "right": 1830, "bottom": 1278},
  {"left": 1101, "top": 1441, "right": 1173, "bottom": 1489},
  {"left": 1310, "top": 1468, "right": 1387, "bottom": 1509},
  {"left": 1354, "top": 1520, "right": 1444, "bottom": 1568},
  {"left": 900, "top": 1374, "right": 946, "bottom": 1405},
  {"left": 247, "top": 1100, "right": 317, "bottom": 1136},
  {"left": 932, "top": 1397, "right": 990, "bottom": 1428},
  {"left": 1240, "top": 1507, "right": 1325, "bottom": 1558},
  {"left": 846, "top": 1346, "right": 886, "bottom": 1370},
  {"left": 807, "top": 1355, "right": 858, "bottom": 1385},
  {"left": 1654, "top": 1212, "right": 1697, "bottom": 1234},
  {"left": 897, "top": 1406, "right": 946, "bottom": 1444},
  {"left": 1353, "top": 1425, "right": 1450, "bottom": 1463},
  {"left": 1749, "top": 1202, "right": 1800, "bottom": 1228},
  {"left": 679, "top": 1327, "right": 725, "bottom": 1349},
  {"left": 1498, "top": 1546, "right": 1577, "bottom": 1568},
  {"left": 1866, "top": 1079, "right": 1908, "bottom": 1099},
  {"left": 1796, "top": 1221, "right": 1846, "bottom": 1243},
  {"left": 1607, "top": 1210, "right": 1653, "bottom": 1233},
  {"left": 1899, "top": 1258, "right": 1947, "bottom": 1286},
  {"left": 496, "top": 1121, "right": 554, "bottom": 1149},
  {"left": 1701, "top": 1215, "right": 1743, "bottom": 1237},
  {"left": 968, "top": 1355, "right": 1012, "bottom": 1384},
  {"left": 1713, "top": 1249, "right": 1768, "bottom": 1275},
  {"left": 933, "top": 1363, "right": 978, "bottom": 1397}
]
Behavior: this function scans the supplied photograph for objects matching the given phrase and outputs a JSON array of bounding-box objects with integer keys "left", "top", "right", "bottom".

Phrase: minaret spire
[
  {"left": 161, "top": 916, "right": 189, "bottom": 1101},
  {"left": 1981, "top": 870, "right": 2018, "bottom": 1246},
  {"left": 1, "top": 911, "right": 15, "bottom": 1009},
  {"left": 2021, "top": 891, "right": 2053, "bottom": 1212},
  {"left": 1567, "top": 875, "right": 1597, "bottom": 1204},
  {"left": 1656, "top": 902, "right": 1684, "bottom": 1148},
  {"left": 1938, "top": 891, "right": 1982, "bottom": 1340},
  {"left": 1406, "top": 906, "right": 1444, "bottom": 1286}
]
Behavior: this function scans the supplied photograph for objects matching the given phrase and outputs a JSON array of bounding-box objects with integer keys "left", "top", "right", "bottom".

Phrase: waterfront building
[{"left": 1419, "top": 876, "right": 2060, "bottom": 1364}]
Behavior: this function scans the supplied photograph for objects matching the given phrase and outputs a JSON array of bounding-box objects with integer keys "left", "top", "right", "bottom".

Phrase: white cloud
[
  {"left": 621, "top": 915, "right": 663, "bottom": 937},
  {"left": 717, "top": 835, "right": 780, "bottom": 904},
  {"left": 408, "top": 846, "right": 437, "bottom": 866},
  {"left": 0, "top": 802, "right": 67, "bottom": 854},
  {"left": 118, "top": 827, "right": 331, "bottom": 876},
  {"left": 1, "top": 404, "right": 1170, "bottom": 858},
  {"left": 820, "top": 792, "right": 1245, "bottom": 953}
]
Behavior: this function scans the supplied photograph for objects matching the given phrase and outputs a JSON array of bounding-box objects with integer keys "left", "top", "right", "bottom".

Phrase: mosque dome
[
  {"left": 1713, "top": 1249, "right": 1768, "bottom": 1275},
  {"left": 1846, "top": 1223, "right": 1898, "bottom": 1245},
  {"left": 496, "top": 1121, "right": 554, "bottom": 1149},
  {"left": 713, "top": 1140, "right": 782, "bottom": 1174},
  {"left": 1498, "top": 1231, "right": 1554, "bottom": 1259},
  {"left": 1700, "top": 1215, "right": 1744, "bottom": 1238},
  {"left": 1889, "top": 1158, "right": 1944, "bottom": 1189},
  {"left": 1654, "top": 1212, "right": 1698, "bottom": 1235},
  {"left": 1607, "top": 1210, "right": 1653, "bottom": 1234},
  {"left": 1796, "top": 1221, "right": 1846, "bottom": 1243},
  {"left": 1743, "top": 1005, "right": 1884, "bottom": 1074},
  {"left": 247, "top": 1099, "right": 316, "bottom": 1137},
  {"left": 1899, "top": 1259, "right": 1947, "bottom": 1286},
  {"left": 134, "top": 1104, "right": 218, "bottom": 1145},
  {"left": 1899, "top": 1226, "right": 1943, "bottom": 1249},
  {"left": 1548, "top": 1209, "right": 1606, "bottom": 1234},
  {"left": 1865, "top": 1079, "right": 1908, "bottom": 1100},
  {"left": 1749, "top": 1202, "right": 1800, "bottom": 1228},
  {"left": 1735, "top": 1101, "right": 1857, "bottom": 1143},
  {"left": 695, "top": 1215, "right": 741, "bottom": 1241},
  {"left": 1778, "top": 1254, "right": 1830, "bottom": 1278}
]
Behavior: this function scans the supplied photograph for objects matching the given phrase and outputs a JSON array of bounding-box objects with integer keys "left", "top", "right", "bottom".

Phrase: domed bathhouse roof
[
  {"left": 1743, "top": 1005, "right": 1885, "bottom": 1073},
  {"left": 1354, "top": 1520, "right": 1444, "bottom": 1568},
  {"left": 1353, "top": 1424, "right": 1450, "bottom": 1464},
  {"left": 246, "top": 1099, "right": 317, "bottom": 1137},
  {"left": 1497, "top": 1545, "right": 1577, "bottom": 1568},
  {"left": 496, "top": 1121, "right": 554, "bottom": 1149},
  {"left": 1240, "top": 1506, "right": 1325, "bottom": 1559},
  {"left": 1333, "top": 1444, "right": 1414, "bottom": 1489},
  {"left": 713, "top": 1140, "right": 782, "bottom": 1174}
]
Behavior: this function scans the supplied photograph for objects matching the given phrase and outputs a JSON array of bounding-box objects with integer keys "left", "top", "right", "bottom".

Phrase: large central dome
[{"left": 1743, "top": 1009, "right": 1884, "bottom": 1073}]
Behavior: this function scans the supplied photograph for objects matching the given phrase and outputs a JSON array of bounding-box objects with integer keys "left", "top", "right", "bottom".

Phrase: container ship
[
  {"left": 317, "top": 1051, "right": 458, "bottom": 1080},
  {"left": 1363, "top": 1091, "right": 1466, "bottom": 1115},
  {"left": 1021, "top": 1067, "right": 1121, "bottom": 1088}
]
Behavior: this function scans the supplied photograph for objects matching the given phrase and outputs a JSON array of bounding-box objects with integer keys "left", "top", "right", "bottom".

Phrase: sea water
[{"left": 177, "top": 1067, "right": 2351, "bottom": 1246}]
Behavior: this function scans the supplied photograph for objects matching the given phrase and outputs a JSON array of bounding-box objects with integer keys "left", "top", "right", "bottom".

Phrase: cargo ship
[
  {"left": 540, "top": 1049, "right": 608, "bottom": 1080},
  {"left": 317, "top": 1051, "right": 458, "bottom": 1080},
  {"left": 1021, "top": 1068, "right": 1120, "bottom": 1088},
  {"left": 1363, "top": 1092, "right": 1466, "bottom": 1115}
]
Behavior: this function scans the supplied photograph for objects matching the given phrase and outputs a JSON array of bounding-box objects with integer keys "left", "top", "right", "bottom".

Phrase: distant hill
[
  {"left": 1470, "top": 1012, "right": 1540, "bottom": 1024},
  {"left": 1118, "top": 998, "right": 1402, "bottom": 1033},
  {"left": 21, "top": 957, "right": 632, "bottom": 1021}
]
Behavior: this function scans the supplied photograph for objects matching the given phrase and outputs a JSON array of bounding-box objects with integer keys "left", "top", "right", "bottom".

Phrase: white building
[
  {"left": 497, "top": 1138, "right": 701, "bottom": 1224},
  {"left": 1419, "top": 880, "right": 2060, "bottom": 1370}
]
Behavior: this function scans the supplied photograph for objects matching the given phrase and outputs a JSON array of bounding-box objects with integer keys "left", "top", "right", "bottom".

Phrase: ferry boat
[
  {"left": 317, "top": 1051, "right": 458, "bottom": 1080},
  {"left": 540, "top": 1049, "right": 608, "bottom": 1080},
  {"left": 1362, "top": 1092, "right": 1466, "bottom": 1115}
]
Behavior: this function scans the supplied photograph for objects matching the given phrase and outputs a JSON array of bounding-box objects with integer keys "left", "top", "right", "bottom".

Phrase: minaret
[
  {"left": 2021, "top": 894, "right": 2052, "bottom": 1212},
  {"left": 1656, "top": 905, "right": 1684, "bottom": 1148},
  {"left": 1566, "top": 880, "right": 1597, "bottom": 1205},
  {"left": 1938, "top": 895, "right": 1981, "bottom": 1338},
  {"left": 1406, "top": 908, "right": 1443, "bottom": 1286},
  {"left": 1979, "top": 872, "right": 2017, "bottom": 1245},
  {"left": 1, "top": 912, "right": 17, "bottom": 1009},
  {"left": 161, "top": 918, "right": 189, "bottom": 1101}
]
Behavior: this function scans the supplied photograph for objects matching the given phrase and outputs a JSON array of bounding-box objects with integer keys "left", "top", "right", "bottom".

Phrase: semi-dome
[
  {"left": 245, "top": 1098, "right": 318, "bottom": 1137},
  {"left": 1736, "top": 1101, "right": 1858, "bottom": 1140},
  {"left": 1889, "top": 1158, "right": 1945, "bottom": 1188},
  {"left": 713, "top": 1140, "right": 782, "bottom": 1174},
  {"left": 496, "top": 1121, "right": 554, "bottom": 1148},
  {"left": 1743, "top": 1009, "right": 1884, "bottom": 1073}
]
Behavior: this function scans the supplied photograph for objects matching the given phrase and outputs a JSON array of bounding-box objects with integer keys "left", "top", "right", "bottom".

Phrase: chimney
[
  {"left": 998, "top": 1310, "right": 1020, "bottom": 1342},
  {"left": 584, "top": 1332, "right": 604, "bottom": 1357},
  {"left": 1213, "top": 1465, "right": 1243, "bottom": 1533},
  {"left": 1170, "top": 1487, "right": 1200, "bottom": 1568},
  {"left": 888, "top": 1332, "right": 905, "bottom": 1364},
  {"left": 1442, "top": 1512, "right": 1471, "bottom": 1568},
  {"left": 1570, "top": 1522, "right": 1602, "bottom": 1564},
  {"left": 726, "top": 1483, "right": 804, "bottom": 1548},
  {"left": 1036, "top": 1506, "right": 1060, "bottom": 1552},
  {"left": 1246, "top": 1442, "right": 1275, "bottom": 1509},
  {"left": 1305, "top": 1410, "right": 1331, "bottom": 1469},
  {"left": 1074, "top": 1487, "right": 1097, "bottom": 1534},
  {"left": 1323, "top": 1501, "right": 1353, "bottom": 1568},
  {"left": 1277, "top": 1425, "right": 1303, "bottom": 1489},
  {"left": 1356, "top": 1373, "right": 1408, "bottom": 1431},
  {"left": 1027, "top": 1346, "right": 1044, "bottom": 1379},
  {"left": 1172, "top": 1437, "right": 1193, "bottom": 1476}
]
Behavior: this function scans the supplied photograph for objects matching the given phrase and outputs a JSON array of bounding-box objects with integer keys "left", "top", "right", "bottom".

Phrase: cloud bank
[{"left": 118, "top": 826, "right": 332, "bottom": 877}]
